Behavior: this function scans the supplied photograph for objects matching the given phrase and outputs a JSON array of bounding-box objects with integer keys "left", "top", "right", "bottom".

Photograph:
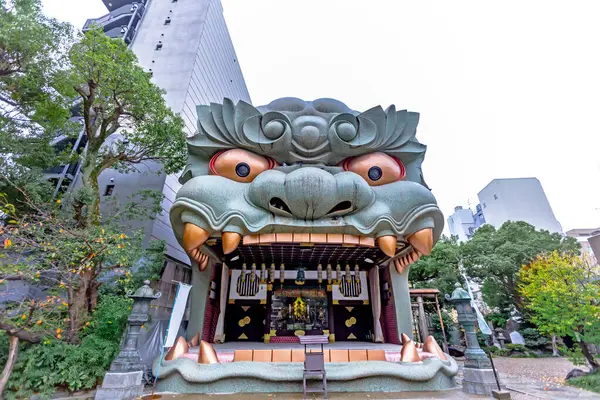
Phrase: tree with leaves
[
  {"left": 461, "top": 221, "right": 579, "bottom": 314},
  {"left": 409, "top": 235, "right": 462, "bottom": 298},
  {"left": 60, "top": 27, "right": 186, "bottom": 225},
  {"left": 519, "top": 252, "right": 600, "bottom": 371},
  {"left": 0, "top": 0, "right": 75, "bottom": 215},
  {"left": 0, "top": 0, "right": 72, "bottom": 132},
  {"left": 0, "top": 188, "right": 164, "bottom": 397}
]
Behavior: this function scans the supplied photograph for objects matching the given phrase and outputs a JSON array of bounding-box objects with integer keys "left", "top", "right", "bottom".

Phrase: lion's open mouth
[{"left": 182, "top": 224, "right": 433, "bottom": 274}]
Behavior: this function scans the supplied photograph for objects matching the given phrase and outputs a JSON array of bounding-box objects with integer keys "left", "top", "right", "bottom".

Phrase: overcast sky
[{"left": 43, "top": 0, "right": 600, "bottom": 232}]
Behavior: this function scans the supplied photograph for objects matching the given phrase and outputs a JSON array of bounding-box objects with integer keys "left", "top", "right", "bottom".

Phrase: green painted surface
[
  {"left": 167, "top": 98, "right": 450, "bottom": 391},
  {"left": 153, "top": 358, "right": 458, "bottom": 393}
]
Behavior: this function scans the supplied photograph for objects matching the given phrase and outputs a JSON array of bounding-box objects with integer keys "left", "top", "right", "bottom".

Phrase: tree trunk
[
  {"left": 578, "top": 340, "right": 599, "bottom": 372},
  {"left": 68, "top": 270, "right": 93, "bottom": 343},
  {"left": 0, "top": 335, "right": 19, "bottom": 398},
  {"left": 87, "top": 280, "right": 102, "bottom": 313},
  {"left": 78, "top": 147, "right": 101, "bottom": 226},
  {"left": 552, "top": 335, "right": 559, "bottom": 357}
]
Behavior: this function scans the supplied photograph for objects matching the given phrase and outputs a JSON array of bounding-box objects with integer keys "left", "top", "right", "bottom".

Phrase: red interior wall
[{"left": 380, "top": 267, "right": 400, "bottom": 344}]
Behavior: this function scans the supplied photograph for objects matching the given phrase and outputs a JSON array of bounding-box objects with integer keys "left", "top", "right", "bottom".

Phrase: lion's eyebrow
[{"left": 273, "top": 164, "right": 344, "bottom": 175}]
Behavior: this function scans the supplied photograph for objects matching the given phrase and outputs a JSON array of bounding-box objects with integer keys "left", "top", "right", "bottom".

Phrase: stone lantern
[
  {"left": 110, "top": 280, "right": 162, "bottom": 372},
  {"left": 445, "top": 282, "right": 490, "bottom": 369},
  {"left": 446, "top": 282, "right": 506, "bottom": 397},
  {"left": 96, "top": 280, "right": 161, "bottom": 400}
]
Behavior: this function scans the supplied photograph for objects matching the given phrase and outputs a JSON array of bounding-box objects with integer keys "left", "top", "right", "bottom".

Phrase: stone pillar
[
  {"left": 96, "top": 281, "right": 161, "bottom": 400},
  {"left": 416, "top": 295, "right": 428, "bottom": 342},
  {"left": 187, "top": 261, "right": 212, "bottom": 341},
  {"left": 446, "top": 283, "right": 504, "bottom": 397},
  {"left": 389, "top": 262, "right": 414, "bottom": 340}
]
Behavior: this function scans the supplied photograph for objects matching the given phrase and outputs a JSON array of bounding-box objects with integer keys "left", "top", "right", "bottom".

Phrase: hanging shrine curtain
[
  {"left": 369, "top": 267, "right": 384, "bottom": 343},
  {"left": 213, "top": 264, "right": 230, "bottom": 343}
]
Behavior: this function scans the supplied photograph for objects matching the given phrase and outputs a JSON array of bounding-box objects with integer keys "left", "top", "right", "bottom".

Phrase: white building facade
[
  {"left": 477, "top": 178, "right": 562, "bottom": 233},
  {"left": 81, "top": 0, "right": 251, "bottom": 265},
  {"left": 449, "top": 177, "right": 563, "bottom": 240}
]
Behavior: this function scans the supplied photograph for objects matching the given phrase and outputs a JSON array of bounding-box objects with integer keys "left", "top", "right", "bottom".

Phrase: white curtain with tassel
[
  {"left": 369, "top": 267, "right": 384, "bottom": 343},
  {"left": 213, "top": 264, "right": 230, "bottom": 343}
]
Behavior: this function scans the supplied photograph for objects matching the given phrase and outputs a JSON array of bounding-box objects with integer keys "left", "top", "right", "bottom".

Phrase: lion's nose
[
  {"left": 283, "top": 167, "right": 338, "bottom": 219},
  {"left": 248, "top": 167, "right": 374, "bottom": 220}
]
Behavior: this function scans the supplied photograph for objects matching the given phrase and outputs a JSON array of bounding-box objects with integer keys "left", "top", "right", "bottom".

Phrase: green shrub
[
  {"left": 505, "top": 343, "right": 527, "bottom": 352},
  {"left": 429, "top": 309, "right": 456, "bottom": 347},
  {"left": 485, "top": 312, "right": 507, "bottom": 328},
  {"left": 521, "top": 328, "right": 549, "bottom": 349},
  {"left": 488, "top": 345, "right": 510, "bottom": 357},
  {"left": 568, "top": 371, "right": 600, "bottom": 393},
  {"left": 4, "top": 295, "right": 132, "bottom": 400}
]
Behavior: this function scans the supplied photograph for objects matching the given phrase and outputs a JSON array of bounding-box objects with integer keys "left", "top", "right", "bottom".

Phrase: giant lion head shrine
[{"left": 156, "top": 97, "right": 456, "bottom": 394}]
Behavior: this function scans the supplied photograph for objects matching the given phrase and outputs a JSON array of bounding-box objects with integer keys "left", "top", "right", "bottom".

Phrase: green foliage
[
  {"left": 488, "top": 343, "right": 542, "bottom": 358},
  {"left": 0, "top": 331, "right": 8, "bottom": 366},
  {"left": 485, "top": 312, "right": 507, "bottom": 328},
  {"left": 461, "top": 221, "right": 580, "bottom": 312},
  {"left": 409, "top": 235, "right": 463, "bottom": 299},
  {"left": 518, "top": 252, "right": 600, "bottom": 345},
  {"left": 488, "top": 345, "right": 511, "bottom": 357},
  {"left": 568, "top": 371, "right": 600, "bottom": 393},
  {"left": 505, "top": 343, "right": 528, "bottom": 352},
  {"left": 561, "top": 345, "right": 588, "bottom": 367},
  {"left": 0, "top": 0, "right": 73, "bottom": 133},
  {"left": 58, "top": 27, "right": 186, "bottom": 224},
  {"left": 4, "top": 296, "right": 131, "bottom": 399},
  {"left": 519, "top": 252, "right": 600, "bottom": 369},
  {"left": 429, "top": 308, "right": 456, "bottom": 347},
  {"left": 521, "top": 328, "right": 549, "bottom": 349}
]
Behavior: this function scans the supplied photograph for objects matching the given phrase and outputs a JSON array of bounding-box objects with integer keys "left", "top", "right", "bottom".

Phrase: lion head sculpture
[{"left": 170, "top": 98, "right": 443, "bottom": 273}]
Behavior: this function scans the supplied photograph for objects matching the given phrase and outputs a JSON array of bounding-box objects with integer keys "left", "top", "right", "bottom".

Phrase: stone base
[
  {"left": 492, "top": 389, "right": 512, "bottom": 399},
  {"left": 95, "top": 370, "right": 144, "bottom": 400},
  {"left": 153, "top": 358, "right": 459, "bottom": 394},
  {"left": 462, "top": 367, "right": 504, "bottom": 396}
]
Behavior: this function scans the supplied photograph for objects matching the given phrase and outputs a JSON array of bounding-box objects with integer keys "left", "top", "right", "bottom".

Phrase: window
[
  {"left": 493, "top": 194, "right": 498, "bottom": 200},
  {"left": 155, "top": 43, "right": 163, "bottom": 50},
  {"left": 164, "top": 18, "right": 171, "bottom": 25},
  {"left": 483, "top": 203, "right": 487, "bottom": 208},
  {"left": 104, "top": 185, "right": 115, "bottom": 196},
  {"left": 172, "top": 0, "right": 178, "bottom": 2}
]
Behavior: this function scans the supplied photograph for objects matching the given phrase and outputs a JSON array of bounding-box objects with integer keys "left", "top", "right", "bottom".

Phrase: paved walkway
[
  {"left": 55, "top": 357, "right": 600, "bottom": 400},
  {"left": 487, "top": 357, "right": 599, "bottom": 400}
]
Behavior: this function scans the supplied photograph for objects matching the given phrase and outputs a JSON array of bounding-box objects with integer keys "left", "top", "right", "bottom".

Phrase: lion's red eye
[
  {"left": 342, "top": 152, "right": 405, "bottom": 186},
  {"left": 210, "top": 149, "right": 276, "bottom": 183}
]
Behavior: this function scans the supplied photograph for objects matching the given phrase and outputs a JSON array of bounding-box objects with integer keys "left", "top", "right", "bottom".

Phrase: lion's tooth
[
  {"left": 408, "top": 251, "right": 419, "bottom": 264},
  {"left": 407, "top": 228, "right": 433, "bottom": 256},
  {"left": 183, "top": 223, "right": 209, "bottom": 254},
  {"left": 377, "top": 235, "right": 397, "bottom": 257},
  {"left": 394, "top": 259, "right": 405, "bottom": 274},
  {"left": 222, "top": 232, "right": 242, "bottom": 254}
]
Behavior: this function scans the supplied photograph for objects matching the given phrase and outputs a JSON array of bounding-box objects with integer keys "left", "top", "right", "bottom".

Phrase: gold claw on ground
[
  {"left": 164, "top": 336, "right": 188, "bottom": 361},
  {"left": 187, "top": 332, "right": 200, "bottom": 348},
  {"left": 423, "top": 335, "right": 447, "bottom": 361},
  {"left": 401, "top": 332, "right": 411, "bottom": 345},
  {"left": 400, "top": 339, "right": 422, "bottom": 362},
  {"left": 198, "top": 340, "right": 219, "bottom": 364}
]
